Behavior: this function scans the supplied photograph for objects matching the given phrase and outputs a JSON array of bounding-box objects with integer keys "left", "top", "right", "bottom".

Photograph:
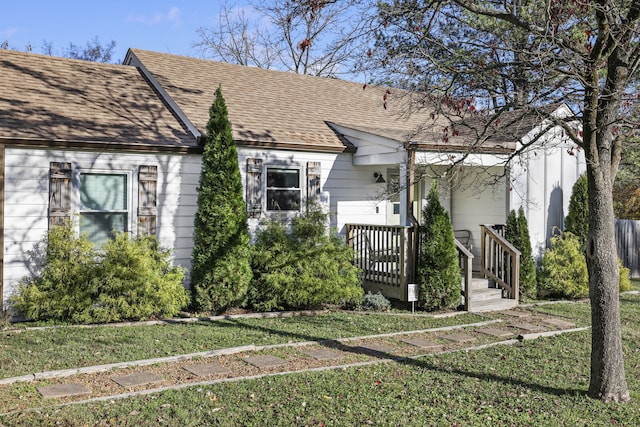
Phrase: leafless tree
[{"left": 195, "top": 0, "right": 376, "bottom": 77}]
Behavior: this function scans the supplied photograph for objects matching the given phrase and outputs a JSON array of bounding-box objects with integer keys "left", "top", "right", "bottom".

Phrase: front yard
[{"left": 1, "top": 295, "right": 640, "bottom": 425}]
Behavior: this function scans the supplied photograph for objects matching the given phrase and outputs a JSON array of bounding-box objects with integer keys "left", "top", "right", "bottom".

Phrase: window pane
[
  {"left": 267, "top": 169, "right": 299, "bottom": 188},
  {"left": 80, "top": 213, "right": 127, "bottom": 246},
  {"left": 81, "top": 174, "right": 127, "bottom": 210},
  {"left": 267, "top": 189, "right": 300, "bottom": 211}
]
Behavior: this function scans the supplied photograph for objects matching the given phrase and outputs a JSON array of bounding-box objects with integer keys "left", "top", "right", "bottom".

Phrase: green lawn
[
  {"left": 0, "top": 311, "right": 486, "bottom": 379},
  {"left": 2, "top": 296, "right": 640, "bottom": 426}
]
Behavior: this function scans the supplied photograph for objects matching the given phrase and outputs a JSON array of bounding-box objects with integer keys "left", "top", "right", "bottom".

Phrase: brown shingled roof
[
  {"left": 127, "top": 48, "right": 444, "bottom": 153},
  {"left": 0, "top": 49, "right": 196, "bottom": 151}
]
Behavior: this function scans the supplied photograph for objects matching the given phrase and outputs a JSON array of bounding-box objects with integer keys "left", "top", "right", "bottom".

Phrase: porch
[{"left": 346, "top": 223, "right": 520, "bottom": 312}]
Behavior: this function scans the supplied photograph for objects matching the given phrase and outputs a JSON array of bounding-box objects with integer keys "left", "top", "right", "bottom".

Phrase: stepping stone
[
  {"left": 511, "top": 322, "right": 544, "bottom": 332},
  {"left": 444, "top": 333, "right": 477, "bottom": 343},
  {"left": 243, "top": 355, "right": 286, "bottom": 368},
  {"left": 542, "top": 318, "right": 576, "bottom": 329},
  {"left": 112, "top": 371, "right": 163, "bottom": 388},
  {"left": 184, "top": 362, "right": 231, "bottom": 377},
  {"left": 476, "top": 327, "right": 514, "bottom": 338},
  {"left": 38, "top": 383, "right": 91, "bottom": 399},
  {"left": 501, "top": 310, "right": 531, "bottom": 318},
  {"left": 355, "top": 343, "right": 394, "bottom": 356},
  {"left": 302, "top": 348, "right": 344, "bottom": 361},
  {"left": 399, "top": 338, "right": 444, "bottom": 350}
]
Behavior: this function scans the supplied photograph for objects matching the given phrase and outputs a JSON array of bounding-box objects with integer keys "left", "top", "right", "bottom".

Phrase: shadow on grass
[{"left": 217, "top": 317, "right": 587, "bottom": 399}]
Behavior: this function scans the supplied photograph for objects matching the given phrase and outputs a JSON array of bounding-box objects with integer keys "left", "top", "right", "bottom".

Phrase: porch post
[
  {"left": 399, "top": 163, "right": 408, "bottom": 226},
  {"left": 407, "top": 148, "right": 416, "bottom": 224}
]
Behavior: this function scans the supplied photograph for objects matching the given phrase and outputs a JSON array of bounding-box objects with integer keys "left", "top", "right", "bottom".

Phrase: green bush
[
  {"left": 12, "top": 223, "right": 188, "bottom": 323},
  {"left": 538, "top": 232, "right": 588, "bottom": 298},
  {"left": 505, "top": 208, "right": 537, "bottom": 298},
  {"left": 190, "top": 86, "right": 252, "bottom": 313},
  {"left": 416, "top": 181, "right": 460, "bottom": 311},
  {"left": 359, "top": 292, "right": 391, "bottom": 312},
  {"left": 248, "top": 204, "right": 363, "bottom": 311},
  {"left": 565, "top": 174, "right": 589, "bottom": 246},
  {"left": 538, "top": 232, "right": 630, "bottom": 298}
]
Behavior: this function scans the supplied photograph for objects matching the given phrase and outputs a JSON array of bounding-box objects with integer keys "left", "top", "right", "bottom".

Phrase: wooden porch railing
[
  {"left": 480, "top": 224, "right": 520, "bottom": 301},
  {"left": 455, "top": 239, "right": 474, "bottom": 311},
  {"left": 346, "top": 224, "right": 417, "bottom": 300}
]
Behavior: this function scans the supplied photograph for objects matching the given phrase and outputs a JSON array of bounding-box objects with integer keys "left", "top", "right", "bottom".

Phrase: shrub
[
  {"left": 538, "top": 232, "right": 630, "bottom": 298},
  {"left": 505, "top": 208, "right": 537, "bottom": 298},
  {"left": 416, "top": 181, "right": 460, "bottom": 311},
  {"left": 565, "top": 174, "right": 589, "bottom": 246},
  {"left": 538, "top": 232, "right": 588, "bottom": 298},
  {"left": 359, "top": 292, "right": 391, "bottom": 312},
  {"left": 11, "top": 223, "right": 188, "bottom": 323},
  {"left": 190, "top": 86, "right": 252, "bottom": 313},
  {"left": 248, "top": 204, "right": 363, "bottom": 311}
]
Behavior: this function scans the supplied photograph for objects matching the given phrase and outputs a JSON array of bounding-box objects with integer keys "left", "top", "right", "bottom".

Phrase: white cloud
[
  {"left": 0, "top": 27, "right": 20, "bottom": 39},
  {"left": 127, "top": 6, "right": 182, "bottom": 27}
]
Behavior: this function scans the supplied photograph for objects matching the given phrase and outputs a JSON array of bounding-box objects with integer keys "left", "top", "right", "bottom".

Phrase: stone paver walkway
[{"left": 0, "top": 308, "right": 589, "bottom": 416}]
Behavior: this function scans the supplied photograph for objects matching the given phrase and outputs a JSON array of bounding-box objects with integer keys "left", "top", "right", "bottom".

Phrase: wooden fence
[{"left": 616, "top": 219, "right": 640, "bottom": 278}]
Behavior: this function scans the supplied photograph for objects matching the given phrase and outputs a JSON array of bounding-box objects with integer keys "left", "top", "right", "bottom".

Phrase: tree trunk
[{"left": 586, "top": 164, "right": 630, "bottom": 402}]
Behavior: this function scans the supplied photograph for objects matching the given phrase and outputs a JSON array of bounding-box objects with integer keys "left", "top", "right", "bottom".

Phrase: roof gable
[{"left": 0, "top": 49, "right": 196, "bottom": 151}]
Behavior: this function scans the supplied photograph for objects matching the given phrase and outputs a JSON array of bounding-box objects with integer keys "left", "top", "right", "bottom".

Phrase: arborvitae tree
[
  {"left": 416, "top": 181, "right": 460, "bottom": 311},
  {"left": 565, "top": 174, "right": 589, "bottom": 246},
  {"left": 505, "top": 207, "right": 537, "bottom": 299},
  {"left": 190, "top": 86, "right": 252, "bottom": 313}
]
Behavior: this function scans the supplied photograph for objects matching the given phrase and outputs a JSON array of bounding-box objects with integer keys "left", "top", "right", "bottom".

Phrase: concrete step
[
  {"left": 467, "top": 298, "right": 518, "bottom": 313},
  {"left": 467, "top": 288, "right": 503, "bottom": 302}
]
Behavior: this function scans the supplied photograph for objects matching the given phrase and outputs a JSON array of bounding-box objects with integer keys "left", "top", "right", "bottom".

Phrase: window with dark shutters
[
  {"left": 48, "top": 162, "right": 72, "bottom": 228},
  {"left": 138, "top": 165, "right": 158, "bottom": 236}
]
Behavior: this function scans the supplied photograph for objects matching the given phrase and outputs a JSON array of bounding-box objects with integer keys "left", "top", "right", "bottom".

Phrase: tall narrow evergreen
[
  {"left": 565, "top": 174, "right": 589, "bottom": 246},
  {"left": 190, "top": 86, "right": 252, "bottom": 313},
  {"left": 416, "top": 181, "right": 460, "bottom": 311}
]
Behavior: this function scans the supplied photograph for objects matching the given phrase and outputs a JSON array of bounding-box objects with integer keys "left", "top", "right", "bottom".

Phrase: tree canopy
[{"left": 375, "top": 0, "right": 640, "bottom": 402}]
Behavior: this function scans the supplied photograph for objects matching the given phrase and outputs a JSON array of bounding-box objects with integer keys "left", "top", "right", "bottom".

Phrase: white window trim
[
  {"left": 76, "top": 168, "right": 134, "bottom": 239},
  {"left": 265, "top": 164, "right": 303, "bottom": 213}
]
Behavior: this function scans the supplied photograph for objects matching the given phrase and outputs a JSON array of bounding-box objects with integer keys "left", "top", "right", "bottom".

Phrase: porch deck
[{"left": 346, "top": 223, "right": 520, "bottom": 312}]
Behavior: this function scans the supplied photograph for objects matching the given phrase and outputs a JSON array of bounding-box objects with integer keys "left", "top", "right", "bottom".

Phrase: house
[{"left": 0, "top": 48, "right": 585, "bottom": 307}]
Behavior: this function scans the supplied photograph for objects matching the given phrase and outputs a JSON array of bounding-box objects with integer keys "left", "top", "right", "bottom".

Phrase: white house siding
[
  {"left": 237, "top": 148, "right": 388, "bottom": 235},
  {"left": 3, "top": 147, "right": 201, "bottom": 305},
  {"left": 509, "top": 126, "right": 586, "bottom": 258},
  {"left": 450, "top": 166, "right": 509, "bottom": 269}
]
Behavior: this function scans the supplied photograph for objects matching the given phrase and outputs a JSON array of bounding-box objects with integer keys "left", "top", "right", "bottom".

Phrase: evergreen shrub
[
  {"left": 538, "top": 232, "right": 631, "bottom": 298},
  {"left": 416, "top": 182, "right": 460, "bottom": 311},
  {"left": 12, "top": 223, "right": 188, "bottom": 323},
  {"left": 190, "top": 86, "right": 252, "bottom": 313},
  {"left": 359, "top": 291, "right": 391, "bottom": 312},
  {"left": 565, "top": 174, "right": 589, "bottom": 246},
  {"left": 248, "top": 204, "right": 363, "bottom": 311}
]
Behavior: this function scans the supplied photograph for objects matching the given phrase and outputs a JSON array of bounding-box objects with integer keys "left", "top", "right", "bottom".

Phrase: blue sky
[{"left": 0, "top": 1, "right": 245, "bottom": 63}]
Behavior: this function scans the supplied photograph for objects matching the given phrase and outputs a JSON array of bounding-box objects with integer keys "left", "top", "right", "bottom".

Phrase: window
[
  {"left": 80, "top": 173, "right": 128, "bottom": 245},
  {"left": 266, "top": 167, "right": 300, "bottom": 211}
]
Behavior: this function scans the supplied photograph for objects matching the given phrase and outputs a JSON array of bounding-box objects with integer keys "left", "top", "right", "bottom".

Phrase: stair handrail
[
  {"left": 480, "top": 224, "right": 520, "bottom": 301},
  {"left": 454, "top": 238, "right": 474, "bottom": 311}
]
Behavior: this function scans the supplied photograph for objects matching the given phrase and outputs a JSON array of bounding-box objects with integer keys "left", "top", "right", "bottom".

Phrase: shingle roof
[
  {"left": 0, "top": 49, "right": 196, "bottom": 150},
  {"left": 127, "top": 49, "right": 455, "bottom": 153}
]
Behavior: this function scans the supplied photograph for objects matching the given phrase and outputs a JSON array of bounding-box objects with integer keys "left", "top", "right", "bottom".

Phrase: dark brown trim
[
  {"left": 0, "top": 138, "right": 203, "bottom": 155},
  {"left": 0, "top": 144, "right": 4, "bottom": 304}
]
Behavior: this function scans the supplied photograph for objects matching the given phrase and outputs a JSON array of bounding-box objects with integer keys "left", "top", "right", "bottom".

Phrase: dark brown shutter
[
  {"left": 307, "top": 161, "right": 321, "bottom": 201},
  {"left": 246, "top": 158, "right": 263, "bottom": 218},
  {"left": 138, "top": 165, "right": 158, "bottom": 236},
  {"left": 48, "top": 162, "right": 71, "bottom": 228}
]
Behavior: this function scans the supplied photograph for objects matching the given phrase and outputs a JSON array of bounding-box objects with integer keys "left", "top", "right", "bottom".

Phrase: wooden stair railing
[
  {"left": 480, "top": 224, "right": 520, "bottom": 301},
  {"left": 454, "top": 238, "right": 474, "bottom": 311}
]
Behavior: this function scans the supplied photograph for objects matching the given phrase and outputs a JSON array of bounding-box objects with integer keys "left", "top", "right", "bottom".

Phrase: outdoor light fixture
[{"left": 374, "top": 172, "right": 386, "bottom": 183}]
